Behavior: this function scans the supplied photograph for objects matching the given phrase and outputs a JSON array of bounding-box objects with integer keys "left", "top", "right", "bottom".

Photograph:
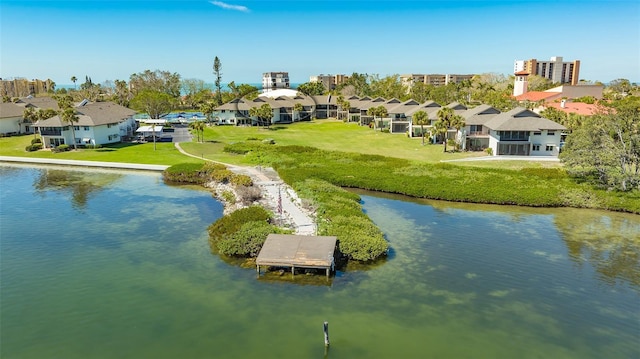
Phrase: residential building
[
  {"left": 514, "top": 56, "right": 580, "bottom": 85},
  {"left": 213, "top": 94, "right": 566, "bottom": 157},
  {"left": 262, "top": 72, "right": 290, "bottom": 91},
  {"left": 309, "top": 74, "right": 350, "bottom": 90},
  {"left": 33, "top": 101, "right": 136, "bottom": 148},
  {"left": 460, "top": 106, "right": 566, "bottom": 156},
  {"left": 0, "top": 102, "right": 26, "bottom": 135},
  {"left": 0, "top": 78, "right": 55, "bottom": 97},
  {"left": 401, "top": 74, "right": 475, "bottom": 88}
]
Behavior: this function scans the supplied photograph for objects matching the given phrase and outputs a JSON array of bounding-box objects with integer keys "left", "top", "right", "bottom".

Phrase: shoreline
[{"left": 0, "top": 155, "right": 317, "bottom": 235}]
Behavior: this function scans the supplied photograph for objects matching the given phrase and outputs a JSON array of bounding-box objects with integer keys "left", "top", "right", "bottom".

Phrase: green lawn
[
  {"left": 185, "top": 120, "right": 486, "bottom": 164},
  {"left": 0, "top": 135, "right": 202, "bottom": 165},
  {"left": 1, "top": 119, "right": 559, "bottom": 170}
]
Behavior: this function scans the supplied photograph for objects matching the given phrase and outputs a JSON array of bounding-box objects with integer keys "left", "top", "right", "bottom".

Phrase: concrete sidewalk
[
  {"left": 442, "top": 155, "right": 560, "bottom": 162},
  {"left": 0, "top": 156, "right": 169, "bottom": 171},
  {"left": 174, "top": 143, "right": 316, "bottom": 235}
]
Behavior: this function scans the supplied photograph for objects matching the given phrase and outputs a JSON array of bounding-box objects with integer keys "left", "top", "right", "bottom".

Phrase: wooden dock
[{"left": 256, "top": 234, "right": 338, "bottom": 278}]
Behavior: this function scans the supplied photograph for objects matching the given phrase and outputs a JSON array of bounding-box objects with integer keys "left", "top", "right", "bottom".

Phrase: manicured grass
[
  {"left": 0, "top": 135, "right": 202, "bottom": 165},
  {"left": 192, "top": 120, "right": 486, "bottom": 165}
]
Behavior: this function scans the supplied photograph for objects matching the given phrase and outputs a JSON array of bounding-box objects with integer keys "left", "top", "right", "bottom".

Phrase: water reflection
[
  {"left": 33, "top": 168, "right": 123, "bottom": 210},
  {"left": 351, "top": 188, "right": 640, "bottom": 290},
  {"left": 554, "top": 210, "right": 640, "bottom": 287}
]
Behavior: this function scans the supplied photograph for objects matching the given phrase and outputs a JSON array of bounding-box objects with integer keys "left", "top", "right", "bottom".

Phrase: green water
[{"left": 1, "top": 165, "right": 638, "bottom": 358}]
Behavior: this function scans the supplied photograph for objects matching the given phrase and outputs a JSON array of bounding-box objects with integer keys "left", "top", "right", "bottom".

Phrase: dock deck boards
[{"left": 256, "top": 234, "right": 337, "bottom": 273}]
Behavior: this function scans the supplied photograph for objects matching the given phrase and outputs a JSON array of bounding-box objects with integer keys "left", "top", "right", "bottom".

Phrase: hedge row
[{"left": 163, "top": 162, "right": 252, "bottom": 187}]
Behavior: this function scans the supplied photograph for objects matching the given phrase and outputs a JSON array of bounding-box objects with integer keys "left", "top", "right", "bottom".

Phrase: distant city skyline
[{"left": 1, "top": 0, "right": 638, "bottom": 86}]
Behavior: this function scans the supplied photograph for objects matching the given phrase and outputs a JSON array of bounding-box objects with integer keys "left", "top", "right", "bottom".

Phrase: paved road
[{"left": 170, "top": 124, "right": 192, "bottom": 143}]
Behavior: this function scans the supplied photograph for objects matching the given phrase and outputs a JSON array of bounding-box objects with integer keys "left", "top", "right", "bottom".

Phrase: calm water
[{"left": 1, "top": 165, "right": 639, "bottom": 358}]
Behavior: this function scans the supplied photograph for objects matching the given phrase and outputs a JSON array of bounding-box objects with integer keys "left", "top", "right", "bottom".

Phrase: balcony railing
[{"left": 40, "top": 129, "right": 62, "bottom": 136}]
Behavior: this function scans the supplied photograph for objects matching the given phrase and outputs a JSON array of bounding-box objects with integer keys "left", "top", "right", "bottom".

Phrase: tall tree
[
  {"left": 213, "top": 57, "right": 223, "bottom": 106},
  {"left": 71, "top": 76, "right": 77, "bottom": 90},
  {"left": 130, "top": 89, "right": 174, "bottom": 120},
  {"left": 54, "top": 94, "right": 79, "bottom": 150},
  {"left": 413, "top": 110, "right": 429, "bottom": 145},
  {"left": 297, "top": 82, "right": 325, "bottom": 96},
  {"left": 129, "top": 69, "right": 181, "bottom": 97},
  {"left": 560, "top": 97, "right": 640, "bottom": 191}
]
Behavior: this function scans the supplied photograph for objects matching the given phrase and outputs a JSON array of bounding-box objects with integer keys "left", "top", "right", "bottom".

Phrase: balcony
[{"left": 39, "top": 129, "right": 62, "bottom": 136}]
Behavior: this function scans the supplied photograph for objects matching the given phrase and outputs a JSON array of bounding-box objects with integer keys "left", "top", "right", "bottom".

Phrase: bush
[
  {"left": 163, "top": 163, "right": 207, "bottom": 184},
  {"left": 31, "top": 137, "right": 42, "bottom": 144},
  {"left": 235, "top": 186, "right": 262, "bottom": 205},
  {"left": 25, "top": 143, "right": 43, "bottom": 152},
  {"left": 485, "top": 147, "right": 493, "bottom": 156},
  {"left": 221, "top": 190, "right": 236, "bottom": 204},
  {"left": 56, "top": 144, "right": 70, "bottom": 152},
  {"left": 230, "top": 174, "right": 253, "bottom": 187},
  {"left": 208, "top": 206, "right": 272, "bottom": 245},
  {"left": 211, "top": 169, "right": 234, "bottom": 183},
  {"left": 216, "top": 221, "right": 276, "bottom": 257}
]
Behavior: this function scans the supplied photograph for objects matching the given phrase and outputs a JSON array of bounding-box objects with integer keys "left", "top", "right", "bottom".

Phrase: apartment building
[
  {"left": 514, "top": 56, "right": 580, "bottom": 85},
  {"left": 262, "top": 72, "right": 290, "bottom": 91},
  {"left": 309, "top": 74, "right": 350, "bottom": 90},
  {"left": 0, "top": 78, "right": 55, "bottom": 97},
  {"left": 400, "top": 74, "right": 475, "bottom": 87}
]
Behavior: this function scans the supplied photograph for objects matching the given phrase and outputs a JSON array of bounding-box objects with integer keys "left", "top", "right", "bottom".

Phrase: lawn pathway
[{"left": 174, "top": 143, "right": 316, "bottom": 235}]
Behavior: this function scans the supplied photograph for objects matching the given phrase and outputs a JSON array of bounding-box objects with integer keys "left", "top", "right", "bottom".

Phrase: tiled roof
[
  {"left": 515, "top": 91, "right": 559, "bottom": 102},
  {"left": 544, "top": 102, "right": 598, "bottom": 116}
]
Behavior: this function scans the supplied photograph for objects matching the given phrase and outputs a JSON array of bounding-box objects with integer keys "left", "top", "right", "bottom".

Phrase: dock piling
[{"left": 323, "top": 321, "right": 330, "bottom": 347}]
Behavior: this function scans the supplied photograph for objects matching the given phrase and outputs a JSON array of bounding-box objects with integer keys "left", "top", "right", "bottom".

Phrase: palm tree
[
  {"left": 189, "top": 120, "right": 205, "bottom": 142},
  {"left": 436, "top": 107, "right": 455, "bottom": 152},
  {"left": 375, "top": 105, "right": 388, "bottom": 131},
  {"left": 71, "top": 76, "right": 77, "bottom": 90},
  {"left": 450, "top": 114, "right": 466, "bottom": 151},
  {"left": 293, "top": 102, "right": 304, "bottom": 122},
  {"left": 433, "top": 119, "right": 449, "bottom": 152},
  {"left": 55, "top": 95, "right": 79, "bottom": 150},
  {"left": 413, "top": 110, "right": 429, "bottom": 145},
  {"left": 200, "top": 101, "right": 217, "bottom": 124},
  {"left": 366, "top": 107, "right": 378, "bottom": 129},
  {"left": 341, "top": 100, "right": 351, "bottom": 122},
  {"left": 249, "top": 103, "right": 273, "bottom": 127}
]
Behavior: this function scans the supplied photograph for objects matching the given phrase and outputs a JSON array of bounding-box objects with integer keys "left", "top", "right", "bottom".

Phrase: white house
[
  {"left": 34, "top": 101, "right": 137, "bottom": 148},
  {"left": 0, "top": 102, "right": 25, "bottom": 135},
  {"left": 482, "top": 107, "right": 566, "bottom": 156}
]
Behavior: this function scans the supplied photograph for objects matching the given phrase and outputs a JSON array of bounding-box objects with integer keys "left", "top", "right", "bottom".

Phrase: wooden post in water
[{"left": 323, "top": 321, "right": 330, "bottom": 347}]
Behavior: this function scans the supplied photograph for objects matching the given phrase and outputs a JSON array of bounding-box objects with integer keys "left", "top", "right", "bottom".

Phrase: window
[
  {"left": 74, "top": 126, "right": 80, "bottom": 130},
  {"left": 546, "top": 145, "right": 554, "bottom": 151},
  {"left": 532, "top": 144, "right": 540, "bottom": 151},
  {"left": 548, "top": 131, "right": 555, "bottom": 136},
  {"left": 533, "top": 131, "right": 541, "bottom": 136},
  {"left": 84, "top": 126, "right": 90, "bottom": 131}
]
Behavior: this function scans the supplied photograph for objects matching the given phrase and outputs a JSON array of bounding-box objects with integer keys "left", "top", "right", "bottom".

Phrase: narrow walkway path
[
  {"left": 0, "top": 156, "right": 168, "bottom": 171},
  {"left": 174, "top": 143, "right": 316, "bottom": 235}
]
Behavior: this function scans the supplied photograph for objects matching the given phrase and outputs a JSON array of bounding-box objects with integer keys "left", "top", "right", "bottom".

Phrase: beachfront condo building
[
  {"left": 262, "top": 72, "right": 290, "bottom": 91},
  {"left": 513, "top": 56, "right": 580, "bottom": 85},
  {"left": 309, "top": 74, "right": 350, "bottom": 90},
  {"left": 400, "top": 74, "right": 475, "bottom": 88}
]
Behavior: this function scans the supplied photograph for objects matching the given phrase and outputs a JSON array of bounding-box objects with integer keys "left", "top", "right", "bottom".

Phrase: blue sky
[{"left": 1, "top": 0, "right": 638, "bottom": 86}]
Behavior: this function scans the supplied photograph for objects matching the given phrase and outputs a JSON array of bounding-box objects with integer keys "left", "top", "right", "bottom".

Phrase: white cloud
[{"left": 209, "top": 1, "right": 250, "bottom": 12}]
